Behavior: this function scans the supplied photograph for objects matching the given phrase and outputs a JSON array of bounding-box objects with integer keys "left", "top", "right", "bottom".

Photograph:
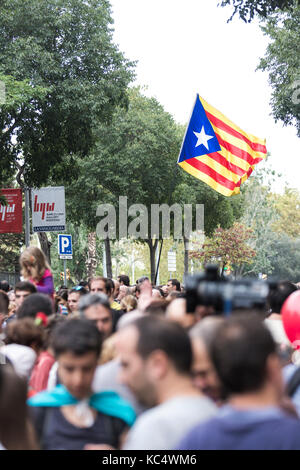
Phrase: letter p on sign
[{"left": 58, "top": 234, "right": 73, "bottom": 258}]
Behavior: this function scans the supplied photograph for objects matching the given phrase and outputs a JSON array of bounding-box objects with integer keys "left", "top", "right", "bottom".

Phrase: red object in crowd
[{"left": 282, "top": 290, "right": 300, "bottom": 350}]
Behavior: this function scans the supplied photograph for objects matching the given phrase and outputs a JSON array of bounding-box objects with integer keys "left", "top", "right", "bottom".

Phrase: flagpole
[{"left": 177, "top": 94, "right": 199, "bottom": 164}]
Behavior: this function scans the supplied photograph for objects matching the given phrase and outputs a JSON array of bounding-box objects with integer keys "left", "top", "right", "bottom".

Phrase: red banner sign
[{"left": 0, "top": 189, "right": 23, "bottom": 233}]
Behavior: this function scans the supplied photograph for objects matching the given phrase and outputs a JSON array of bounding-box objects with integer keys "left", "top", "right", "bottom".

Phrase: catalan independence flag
[{"left": 178, "top": 95, "right": 267, "bottom": 197}]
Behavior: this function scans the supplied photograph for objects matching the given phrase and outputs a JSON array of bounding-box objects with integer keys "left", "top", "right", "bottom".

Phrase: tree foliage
[
  {"left": 0, "top": 0, "right": 134, "bottom": 186},
  {"left": 258, "top": 4, "right": 300, "bottom": 136},
  {"left": 219, "top": 0, "right": 298, "bottom": 22},
  {"left": 272, "top": 187, "right": 300, "bottom": 238},
  {"left": 190, "top": 222, "right": 256, "bottom": 276}
]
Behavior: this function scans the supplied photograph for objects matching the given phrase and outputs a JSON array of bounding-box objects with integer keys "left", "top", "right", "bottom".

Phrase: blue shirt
[{"left": 177, "top": 405, "right": 300, "bottom": 450}]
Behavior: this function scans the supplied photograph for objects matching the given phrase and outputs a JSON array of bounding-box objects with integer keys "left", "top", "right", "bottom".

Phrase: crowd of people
[{"left": 1, "top": 245, "right": 300, "bottom": 450}]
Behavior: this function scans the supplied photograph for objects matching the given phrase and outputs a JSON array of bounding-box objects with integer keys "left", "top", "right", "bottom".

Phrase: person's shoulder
[{"left": 43, "top": 269, "right": 53, "bottom": 278}]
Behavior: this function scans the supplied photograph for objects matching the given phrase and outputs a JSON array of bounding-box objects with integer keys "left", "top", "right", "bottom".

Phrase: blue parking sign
[{"left": 58, "top": 234, "right": 72, "bottom": 258}]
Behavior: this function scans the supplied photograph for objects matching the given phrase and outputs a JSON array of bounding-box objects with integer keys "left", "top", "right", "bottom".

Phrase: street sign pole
[{"left": 64, "top": 258, "right": 67, "bottom": 286}]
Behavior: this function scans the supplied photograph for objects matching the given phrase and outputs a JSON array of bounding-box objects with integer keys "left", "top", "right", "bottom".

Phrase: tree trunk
[
  {"left": 147, "top": 238, "right": 159, "bottom": 284},
  {"left": 86, "top": 232, "right": 97, "bottom": 280},
  {"left": 38, "top": 232, "right": 51, "bottom": 265},
  {"left": 104, "top": 237, "right": 112, "bottom": 279},
  {"left": 184, "top": 236, "right": 190, "bottom": 278}
]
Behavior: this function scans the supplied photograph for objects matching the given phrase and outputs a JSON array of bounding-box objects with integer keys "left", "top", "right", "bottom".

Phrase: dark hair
[
  {"left": 78, "top": 280, "right": 89, "bottom": 289},
  {"left": 168, "top": 279, "right": 181, "bottom": 292},
  {"left": 17, "top": 293, "right": 53, "bottom": 319},
  {"left": 0, "top": 368, "right": 38, "bottom": 449},
  {"left": 89, "top": 277, "right": 112, "bottom": 295},
  {"left": 69, "top": 286, "right": 88, "bottom": 296},
  {"left": 0, "top": 290, "right": 9, "bottom": 314},
  {"left": 118, "top": 275, "right": 130, "bottom": 287},
  {"left": 268, "top": 281, "right": 298, "bottom": 314},
  {"left": 44, "top": 314, "right": 67, "bottom": 350},
  {"left": 15, "top": 281, "right": 37, "bottom": 295},
  {"left": 144, "top": 299, "right": 169, "bottom": 317},
  {"left": 52, "top": 318, "right": 102, "bottom": 358},
  {"left": 0, "top": 280, "right": 9, "bottom": 293},
  {"left": 137, "top": 276, "right": 149, "bottom": 285},
  {"left": 211, "top": 314, "right": 276, "bottom": 396},
  {"left": 5, "top": 318, "right": 45, "bottom": 350},
  {"left": 133, "top": 316, "right": 192, "bottom": 375}
]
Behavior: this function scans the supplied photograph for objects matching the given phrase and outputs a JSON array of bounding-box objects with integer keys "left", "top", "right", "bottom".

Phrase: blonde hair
[
  {"left": 120, "top": 295, "right": 137, "bottom": 313},
  {"left": 20, "top": 246, "right": 50, "bottom": 282}
]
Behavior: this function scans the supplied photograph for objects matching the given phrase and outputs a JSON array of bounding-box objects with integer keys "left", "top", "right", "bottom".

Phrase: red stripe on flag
[
  {"left": 205, "top": 151, "right": 246, "bottom": 177},
  {"left": 186, "top": 158, "right": 237, "bottom": 191},
  {"left": 206, "top": 111, "right": 267, "bottom": 154},
  {"left": 214, "top": 132, "right": 258, "bottom": 166}
]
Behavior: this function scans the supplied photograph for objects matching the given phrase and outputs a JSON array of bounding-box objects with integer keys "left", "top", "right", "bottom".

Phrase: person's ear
[{"left": 147, "top": 350, "right": 169, "bottom": 380}]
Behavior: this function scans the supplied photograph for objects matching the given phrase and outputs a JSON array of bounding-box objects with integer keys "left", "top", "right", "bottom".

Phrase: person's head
[
  {"left": 78, "top": 280, "right": 90, "bottom": 292},
  {"left": 44, "top": 314, "right": 67, "bottom": 351},
  {"left": 0, "top": 290, "right": 9, "bottom": 331},
  {"left": 0, "top": 290, "right": 9, "bottom": 315},
  {"left": 120, "top": 295, "right": 137, "bottom": 313},
  {"left": 166, "top": 298, "right": 196, "bottom": 330},
  {"left": 52, "top": 319, "right": 102, "bottom": 399},
  {"left": 137, "top": 276, "right": 149, "bottom": 285},
  {"left": 189, "top": 317, "right": 225, "bottom": 402},
  {"left": 113, "top": 280, "right": 120, "bottom": 299},
  {"left": 118, "top": 275, "right": 130, "bottom": 287},
  {"left": 117, "top": 285, "right": 129, "bottom": 302},
  {"left": 14, "top": 281, "right": 37, "bottom": 309},
  {"left": 17, "top": 293, "right": 53, "bottom": 319},
  {"left": 152, "top": 288, "right": 163, "bottom": 299},
  {"left": 144, "top": 299, "right": 169, "bottom": 317},
  {"left": 89, "top": 277, "right": 111, "bottom": 296},
  {"left": 4, "top": 318, "right": 45, "bottom": 353},
  {"left": 167, "top": 279, "right": 181, "bottom": 293},
  {"left": 0, "top": 367, "right": 38, "bottom": 449},
  {"left": 78, "top": 293, "right": 113, "bottom": 340},
  {"left": 210, "top": 314, "right": 284, "bottom": 401},
  {"left": 268, "top": 281, "right": 298, "bottom": 315},
  {"left": 19, "top": 246, "right": 50, "bottom": 282},
  {"left": 116, "top": 316, "right": 193, "bottom": 407},
  {"left": 68, "top": 286, "right": 88, "bottom": 313},
  {"left": 0, "top": 280, "right": 9, "bottom": 293}
]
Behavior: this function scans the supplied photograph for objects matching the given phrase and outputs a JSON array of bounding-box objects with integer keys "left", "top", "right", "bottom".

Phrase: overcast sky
[{"left": 109, "top": 0, "right": 300, "bottom": 193}]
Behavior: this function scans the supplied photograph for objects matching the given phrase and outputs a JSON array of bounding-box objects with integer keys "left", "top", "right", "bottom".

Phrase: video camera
[{"left": 185, "top": 265, "right": 272, "bottom": 315}]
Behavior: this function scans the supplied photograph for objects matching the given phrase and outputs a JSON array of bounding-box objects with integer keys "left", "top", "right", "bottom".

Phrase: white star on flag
[{"left": 193, "top": 126, "right": 214, "bottom": 150}]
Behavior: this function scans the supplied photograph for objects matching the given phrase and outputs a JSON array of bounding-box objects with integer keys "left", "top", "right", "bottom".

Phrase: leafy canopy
[{"left": 0, "top": 0, "right": 135, "bottom": 186}]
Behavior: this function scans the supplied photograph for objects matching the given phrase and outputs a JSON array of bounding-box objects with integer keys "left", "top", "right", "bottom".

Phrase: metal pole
[
  {"left": 25, "top": 187, "right": 30, "bottom": 247},
  {"left": 103, "top": 241, "right": 107, "bottom": 277},
  {"left": 64, "top": 258, "right": 67, "bottom": 286}
]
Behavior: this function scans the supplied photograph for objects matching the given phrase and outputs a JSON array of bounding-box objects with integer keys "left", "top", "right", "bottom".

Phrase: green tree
[
  {"left": 0, "top": 0, "right": 134, "bottom": 185},
  {"left": 190, "top": 222, "right": 256, "bottom": 277},
  {"left": 267, "top": 234, "right": 300, "bottom": 281},
  {"left": 272, "top": 187, "right": 300, "bottom": 238},
  {"left": 258, "top": 4, "right": 300, "bottom": 137},
  {"left": 219, "top": 0, "right": 298, "bottom": 22},
  {"left": 240, "top": 167, "right": 280, "bottom": 275}
]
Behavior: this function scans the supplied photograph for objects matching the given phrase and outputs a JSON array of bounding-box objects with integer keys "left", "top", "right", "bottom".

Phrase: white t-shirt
[{"left": 123, "top": 394, "right": 217, "bottom": 450}]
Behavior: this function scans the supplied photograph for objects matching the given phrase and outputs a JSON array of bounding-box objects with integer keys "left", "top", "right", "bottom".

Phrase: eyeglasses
[{"left": 73, "top": 286, "right": 86, "bottom": 291}]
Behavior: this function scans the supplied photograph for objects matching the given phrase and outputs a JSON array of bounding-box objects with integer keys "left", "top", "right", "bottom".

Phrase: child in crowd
[{"left": 20, "top": 247, "right": 54, "bottom": 298}]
